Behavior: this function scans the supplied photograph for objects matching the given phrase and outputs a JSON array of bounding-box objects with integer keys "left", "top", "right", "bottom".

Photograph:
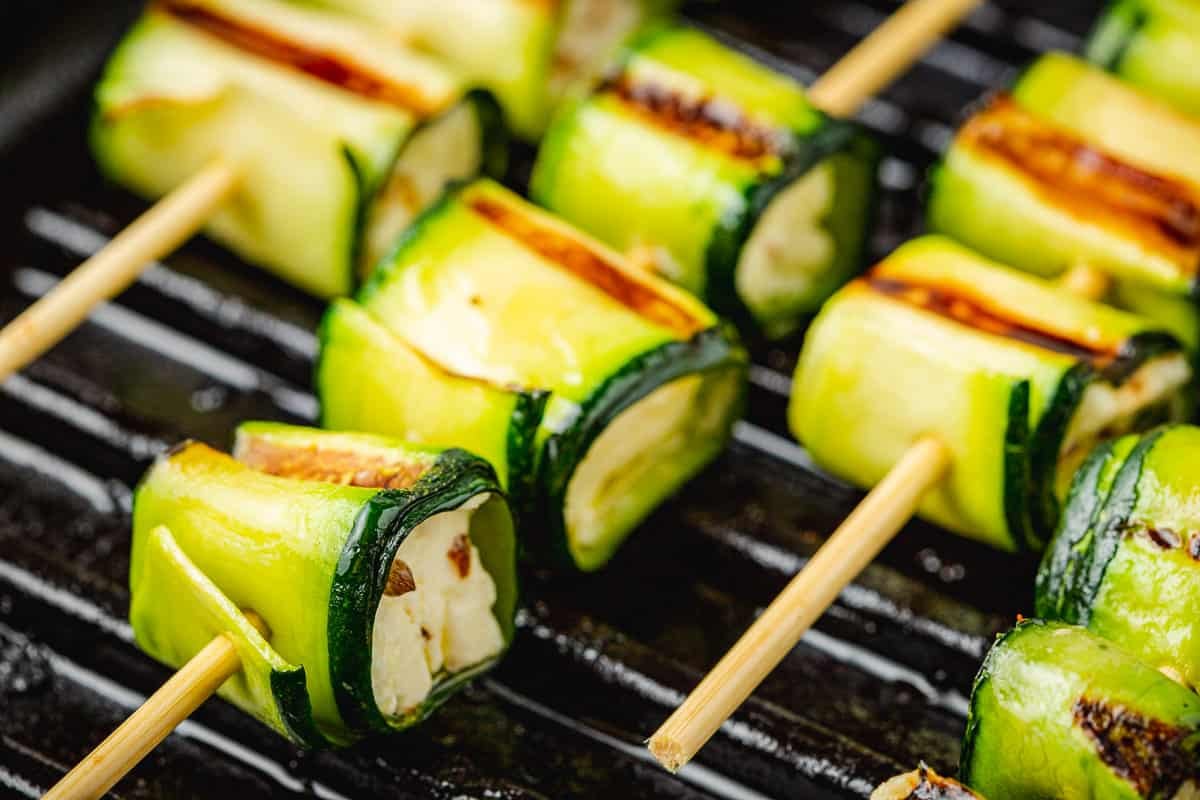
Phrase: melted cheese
[{"left": 370, "top": 494, "right": 503, "bottom": 717}]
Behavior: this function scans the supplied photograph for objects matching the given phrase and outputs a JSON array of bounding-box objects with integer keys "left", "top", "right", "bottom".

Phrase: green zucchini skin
[
  {"left": 91, "top": 0, "right": 505, "bottom": 299},
  {"left": 531, "top": 25, "right": 879, "bottom": 340},
  {"left": 961, "top": 620, "right": 1200, "bottom": 800},
  {"left": 130, "top": 423, "right": 516, "bottom": 746},
  {"left": 789, "top": 236, "right": 1190, "bottom": 551},
  {"left": 1038, "top": 424, "right": 1200, "bottom": 689},
  {"left": 928, "top": 53, "right": 1200, "bottom": 322},
  {"left": 321, "top": 178, "right": 747, "bottom": 572},
  {"left": 1087, "top": 0, "right": 1200, "bottom": 118}
]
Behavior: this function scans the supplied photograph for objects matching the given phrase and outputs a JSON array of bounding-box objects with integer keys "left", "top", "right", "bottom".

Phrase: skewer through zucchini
[
  {"left": 789, "top": 236, "right": 1192, "bottom": 552},
  {"left": 318, "top": 179, "right": 747, "bottom": 572},
  {"left": 92, "top": 0, "right": 506, "bottom": 298},
  {"left": 928, "top": 53, "right": 1200, "bottom": 349},
  {"left": 130, "top": 423, "right": 517, "bottom": 745},
  {"left": 531, "top": 26, "right": 879, "bottom": 339}
]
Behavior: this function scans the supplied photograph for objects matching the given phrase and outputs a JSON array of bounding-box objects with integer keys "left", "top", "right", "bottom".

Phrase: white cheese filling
[
  {"left": 1058, "top": 353, "right": 1192, "bottom": 485},
  {"left": 362, "top": 101, "right": 483, "bottom": 274},
  {"left": 735, "top": 162, "right": 835, "bottom": 333},
  {"left": 370, "top": 494, "right": 504, "bottom": 717}
]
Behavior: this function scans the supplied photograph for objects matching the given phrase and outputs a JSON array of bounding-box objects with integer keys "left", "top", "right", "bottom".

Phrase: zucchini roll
[
  {"left": 789, "top": 236, "right": 1191, "bottom": 551},
  {"left": 961, "top": 620, "right": 1200, "bottom": 800},
  {"left": 928, "top": 53, "right": 1200, "bottom": 348},
  {"left": 1089, "top": 0, "right": 1200, "bottom": 117},
  {"left": 314, "top": 0, "right": 677, "bottom": 140},
  {"left": 318, "top": 179, "right": 747, "bottom": 572},
  {"left": 872, "top": 765, "right": 983, "bottom": 800},
  {"left": 130, "top": 423, "right": 517, "bottom": 745},
  {"left": 92, "top": 0, "right": 506, "bottom": 298},
  {"left": 530, "top": 26, "right": 880, "bottom": 339},
  {"left": 1038, "top": 424, "right": 1200, "bottom": 689}
]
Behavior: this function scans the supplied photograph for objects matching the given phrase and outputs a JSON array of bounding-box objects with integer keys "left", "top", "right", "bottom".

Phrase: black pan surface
[{"left": 0, "top": 2, "right": 1100, "bottom": 797}]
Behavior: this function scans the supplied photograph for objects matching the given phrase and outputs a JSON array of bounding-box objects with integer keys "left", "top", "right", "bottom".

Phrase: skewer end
[{"left": 647, "top": 734, "right": 686, "bottom": 773}]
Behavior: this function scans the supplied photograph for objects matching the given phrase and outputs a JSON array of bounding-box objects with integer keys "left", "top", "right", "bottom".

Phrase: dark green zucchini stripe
[{"left": 328, "top": 451, "right": 515, "bottom": 734}]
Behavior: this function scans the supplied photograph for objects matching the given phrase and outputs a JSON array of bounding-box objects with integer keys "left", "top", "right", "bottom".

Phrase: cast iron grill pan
[{"left": 0, "top": 2, "right": 1099, "bottom": 798}]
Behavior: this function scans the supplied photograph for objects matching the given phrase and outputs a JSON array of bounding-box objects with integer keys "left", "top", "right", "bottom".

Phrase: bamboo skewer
[
  {"left": 1059, "top": 262, "right": 1112, "bottom": 301},
  {"left": 0, "top": 159, "right": 239, "bottom": 384},
  {"left": 43, "top": 611, "right": 267, "bottom": 800},
  {"left": 648, "top": 438, "right": 952, "bottom": 771},
  {"left": 807, "top": 0, "right": 983, "bottom": 118}
]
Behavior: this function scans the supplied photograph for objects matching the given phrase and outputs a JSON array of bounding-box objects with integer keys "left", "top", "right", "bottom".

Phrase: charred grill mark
[
  {"left": 467, "top": 196, "right": 706, "bottom": 338},
  {"left": 385, "top": 560, "right": 417, "bottom": 597},
  {"left": 963, "top": 97, "right": 1200, "bottom": 268},
  {"left": 157, "top": 0, "right": 446, "bottom": 116},
  {"left": 1147, "top": 526, "right": 1183, "bottom": 550},
  {"left": 237, "top": 439, "right": 428, "bottom": 489},
  {"left": 448, "top": 533, "right": 471, "bottom": 578},
  {"left": 1074, "top": 696, "right": 1197, "bottom": 797},
  {"left": 865, "top": 275, "right": 1121, "bottom": 365},
  {"left": 601, "top": 71, "right": 791, "bottom": 163},
  {"left": 1190, "top": 533, "right": 1200, "bottom": 561}
]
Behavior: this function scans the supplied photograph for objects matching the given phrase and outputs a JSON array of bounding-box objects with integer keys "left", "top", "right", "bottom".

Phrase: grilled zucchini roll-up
[
  {"left": 789, "top": 236, "right": 1191, "bottom": 552},
  {"left": 93, "top": 0, "right": 505, "bottom": 298},
  {"left": 1038, "top": 424, "right": 1200, "bottom": 689},
  {"left": 929, "top": 54, "right": 1200, "bottom": 328},
  {"left": 130, "top": 423, "right": 517, "bottom": 745},
  {"left": 314, "top": 0, "right": 677, "bottom": 140},
  {"left": 1088, "top": 0, "right": 1200, "bottom": 117},
  {"left": 872, "top": 765, "right": 983, "bottom": 800},
  {"left": 318, "top": 179, "right": 747, "bottom": 572},
  {"left": 961, "top": 620, "right": 1200, "bottom": 800},
  {"left": 531, "top": 26, "right": 879, "bottom": 339}
]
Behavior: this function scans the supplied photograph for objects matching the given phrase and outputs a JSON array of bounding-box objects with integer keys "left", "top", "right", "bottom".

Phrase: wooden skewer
[
  {"left": 0, "top": 159, "right": 238, "bottom": 384},
  {"left": 807, "top": 0, "right": 983, "bottom": 119},
  {"left": 43, "top": 611, "right": 267, "bottom": 800},
  {"left": 1059, "top": 262, "right": 1112, "bottom": 301},
  {"left": 648, "top": 438, "right": 951, "bottom": 772}
]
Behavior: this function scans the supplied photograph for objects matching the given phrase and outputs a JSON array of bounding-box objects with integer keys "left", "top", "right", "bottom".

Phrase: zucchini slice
[
  {"left": 313, "top": 0, "right": 677, "bottom": 140},
  {"left": 1088, "top": 0, "right": 1200, "bottom": 118},
  {"left": 871, "top": 765, "right": 983, "bottom": 800},
  {"left": 92, "top": 0, "right": 505, "bottom": 299},
  {"left": 531, "top": 25, "right": 879, "bottom": 339},
  {"left": 928, "top": 53, "right": 1200, "bottom": 303},
  {"left": 1038, "top": 424, "right": 1200, "bottom": 690},
  {"left": 961, "top": 620, "right": 1200, "bottom": 800},
  {"left": 131, "top": 422, "right": 517, "bottom": 744},
  {"left": 789, "top": 236, "right": 1191, "bottom": 551},
  {"left": 322, "top": 178, "right": 748, "bottom": 571}
]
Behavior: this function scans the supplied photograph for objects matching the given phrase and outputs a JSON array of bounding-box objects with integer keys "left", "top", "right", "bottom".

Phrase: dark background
[{"left": 0, "top": 2, "right": 1101, "bottom": 798}]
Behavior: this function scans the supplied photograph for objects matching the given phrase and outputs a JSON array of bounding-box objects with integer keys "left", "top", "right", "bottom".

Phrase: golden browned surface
[
  {"left": 238, "top": 438, "right": 428, "bottom": 490},
  {"left": 962, "top": 96, "right": 1200, "bottom": 274},
  {"left": 468, "top": 195, "right": 707, "bottom": 338},
  {"left": 864, "top": 273, "right": 1120, "bottom": 365},
  {"left": 157, "top": 0, "right": 448, "bottom": 115},
  {"left": 602, "top": 71, "right": 789, "bottom": 164}
]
